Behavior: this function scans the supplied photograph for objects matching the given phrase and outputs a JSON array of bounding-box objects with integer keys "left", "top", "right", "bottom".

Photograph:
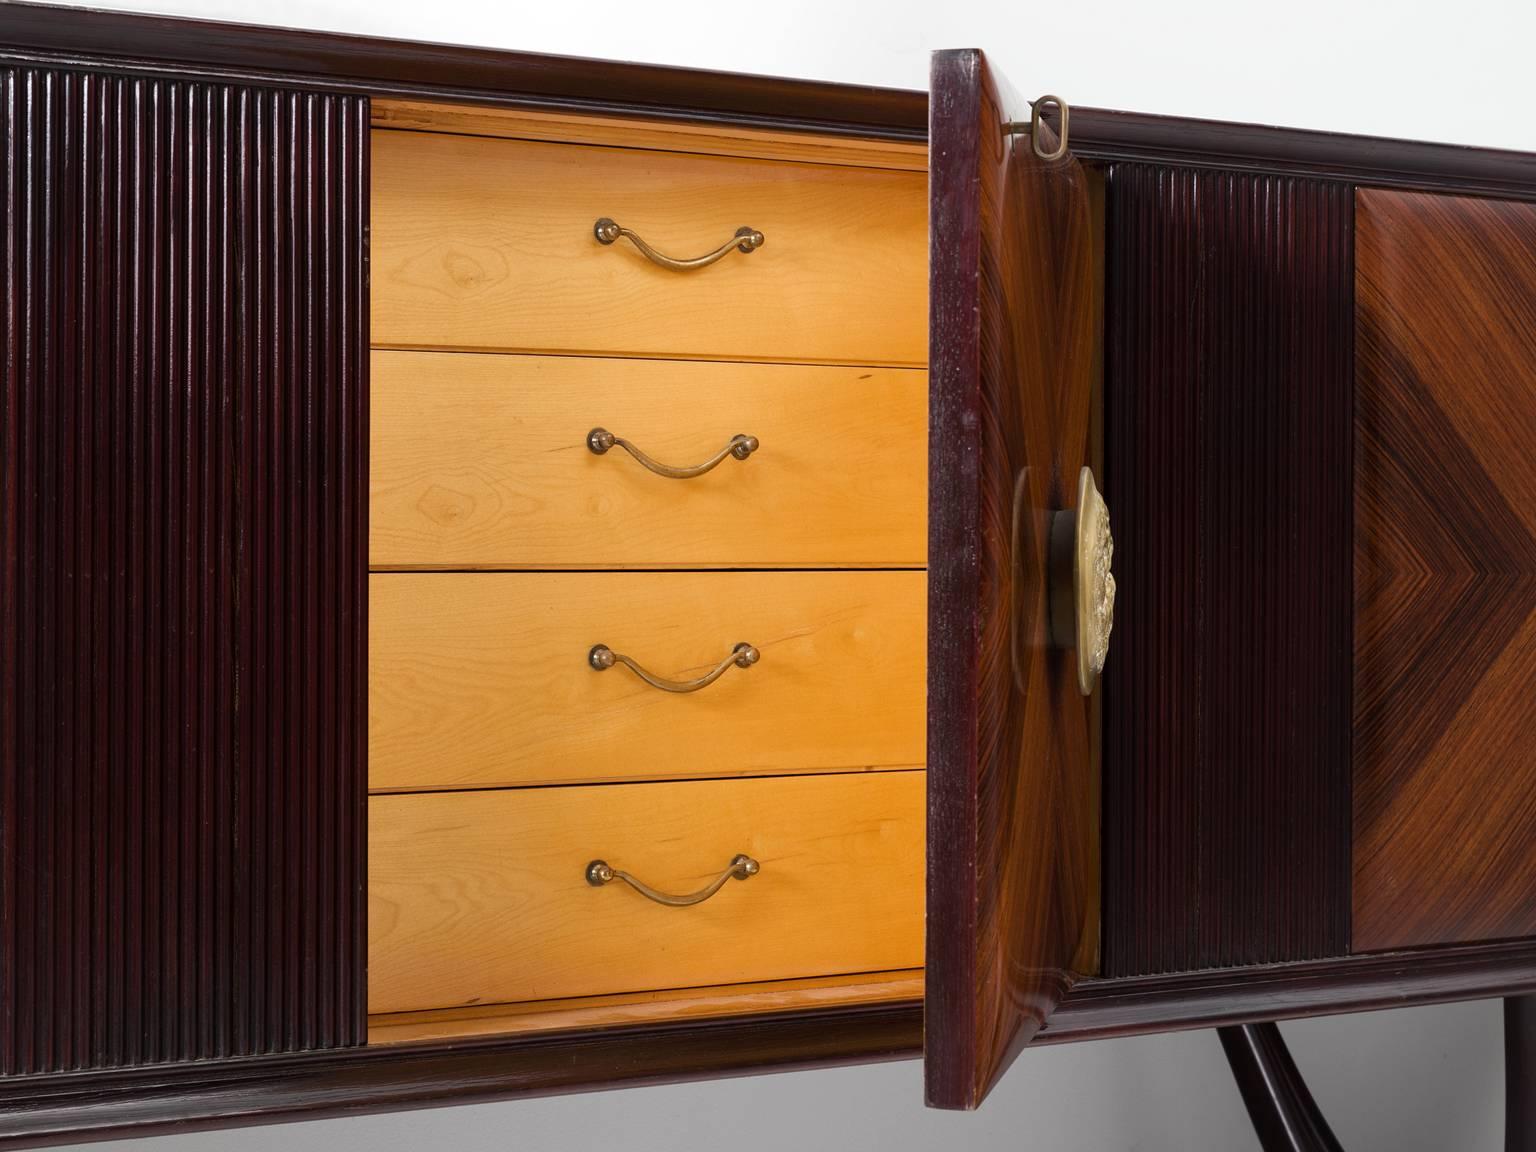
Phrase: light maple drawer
[
  {"left": 370, "top": 350, "right": 927, "bottom": 569},
  {"left": 369, "top": 570, "right": 925, "bottom": 791},
  {"left": 370, "top": 129, "right": 927, "bottom": 365},
  {"left": 368, "top": 772, "right": 925, "bottom": 1015}
]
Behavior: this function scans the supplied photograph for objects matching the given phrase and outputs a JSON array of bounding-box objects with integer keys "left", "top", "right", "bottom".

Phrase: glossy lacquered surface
[
  {"left": 1355, "top": 188, "right": 1536, "bottom": 951},
  {"left": 1101, "top": 164, "right": 1354, "bottom": 975},
  {"left": 0, "top": 66, "right": 369, "bottom": 1075},
  {"left": 925, "top": 48, "right": 1101, "bottom": 1111}
]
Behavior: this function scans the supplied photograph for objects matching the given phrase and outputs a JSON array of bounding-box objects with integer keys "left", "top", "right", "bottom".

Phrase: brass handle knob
[
  {"left": 589, "top": 641, "right": 759, "bottom": 694},
  {"left": 593, "top": 217, "right": 764, "bottom": 270},
  {"left": 585, "top": 854, "right": 760, "bottom": 908},
  {"left": 587, "top": 427, "right": 759, "bottom": 479},
  {"left": 1049, "top": 467, "right": 1115, "bottom": 696}
]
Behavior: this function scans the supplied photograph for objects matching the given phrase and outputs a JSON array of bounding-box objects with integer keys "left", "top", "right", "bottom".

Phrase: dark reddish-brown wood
[
  {"left": 10, "top": 938, "right": 1536, "bottom": 1146},
  {"left": 1219, "top": 1023, "right": 1344, "bottom": 1152},
  {"left": 0, "top": 65, "right": 368, "bottom": 1074},
  {"left": 0, "top": 1, "right": 925, "bottom": 141},
  {"left": 1064, "top": 107, "right": 1536, "bottom": 202},
  {"left": 1101, "top": 163, "right": 1354, "bottom": 976},
  {"left": 0, "top": 1002, "right": 923, "bottom": 1149},
  {"left": 1354, "top": 189, "right": 1536, "bottom": 952},
  {"left": 1509, "top": 995, "right": 1536, "bottom": 1152},
  {"left": 926, "top": 48, "right": 1100, "bottom": 1111},
  {"left": 8, "top": 2, "right": 1536, "bottom": 1140},
  {"left": 1042, "top": 937, "right": 1536, "bottom": 1043}
]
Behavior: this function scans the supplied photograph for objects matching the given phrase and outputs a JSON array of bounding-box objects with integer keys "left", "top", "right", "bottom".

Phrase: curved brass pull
[
  {"left": 587, "top": 427, "right": 759, "bottom": 479},
  {"left": 586, "top": 854, "right": 760, "bottom": 907},
  {"left": 594, "top": 217, "right": 764, "bottom": 270},
  {"left": 589, "top": 641, "right": 759, "bottom": 693}
]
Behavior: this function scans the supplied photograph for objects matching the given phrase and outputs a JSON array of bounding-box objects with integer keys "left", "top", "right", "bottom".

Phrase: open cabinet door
[{"left": 925, "top": 49, "right": 1102, "bottom": 1110}]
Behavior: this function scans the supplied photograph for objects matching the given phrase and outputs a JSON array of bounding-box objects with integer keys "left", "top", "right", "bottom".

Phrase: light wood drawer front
[
  {"left": 369, "top": 571, "right": 925, "bottom": 791},
  {"left": 370, "top": 351, "right": 928, "bottom": 569},
  {"left": 368, "top": 772, "right": 925, "bottom": 1014},
  {"left": 370, "top": 130, "right": 927, "bottom": 365}
]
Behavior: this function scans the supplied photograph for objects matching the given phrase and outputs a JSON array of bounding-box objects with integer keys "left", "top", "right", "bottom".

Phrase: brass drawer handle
[
  {"left": 589, "top": 641, "right": 759, "bottom": 693},
  {"left": 593, "top": 217, "right": 764, "bottom": 270},
  {"left": 586, "top": 854, "right": 760, "bottom": 907},
  {"left": 587, "top": 427, "right": 759, "bottom": 479}
]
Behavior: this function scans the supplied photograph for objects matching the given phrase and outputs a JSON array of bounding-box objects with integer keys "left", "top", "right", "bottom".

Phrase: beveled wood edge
[
  {"left": 0, "top": 1, "right": 926, "bottom": 141},
  {"left": 14, "top": 940, "right": 1536, "bottom": 1148},
  {"left": 6, "top": 7, "right": 1536, "bottom": 195},
  {"left": 1062, "top": 106, "right": 1536, "bottom": 200},
  {"left": 1040, "top": 937, "right": 1536, "bottom": 1043},
  {"left": 0, "top": 1003, "right": 923, "bottom": 1149},
  {"left": 10, "top": 940, "right": 1536, "bottom": 1145}
]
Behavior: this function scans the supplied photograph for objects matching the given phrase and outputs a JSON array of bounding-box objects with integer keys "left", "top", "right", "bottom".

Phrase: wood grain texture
[
  {"left": 0, "top": 67, "right": 368, "bottom": 1074},
  {"left": 1354, "top": 189, "right": 1536, "bottom": 951},
  {"left": 370, "top": 352, "right": 928, "bottom": 570},
  {"left": 368, "top": 773, "right": 926, "bottom": 1014},
  {"left": 369, "top": 571, "right": 925, "bottom": 791},
  {"left": 367, "top": 970, "right": 924, "bottom": 1045},
  {"left": 925, "top": 49, "right": 1101, "bottom": 1111},
  {"left": 370, "top": 128, "right": 927, "bottom": 365},
  {"left": 370, "top": 99, "right": 928, "bottom": 171},
  {"left": 1101, "top": 164, "right": 1354, "bottom": 975}
]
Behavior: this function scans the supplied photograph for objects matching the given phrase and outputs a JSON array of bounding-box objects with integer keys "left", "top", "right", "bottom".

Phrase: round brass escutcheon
[
  {"left": 1071, "top": 467, "right": 1115, "bottom": 695},
  {"left": 1048, "top": 467, "right": 1115, "bottom": 695}
]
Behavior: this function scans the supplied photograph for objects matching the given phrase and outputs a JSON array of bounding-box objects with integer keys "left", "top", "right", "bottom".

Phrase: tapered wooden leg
[
  {"left": 1509, "top": 996, "right": 1536, "bottom": 1152},
  {"left": 1219, "top": 1023, "right": 1345, "bottom": 1152}
]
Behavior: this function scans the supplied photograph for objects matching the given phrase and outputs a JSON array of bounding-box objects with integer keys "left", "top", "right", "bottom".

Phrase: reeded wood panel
[
  {"left": 1101, "top": 164, "right": 1354, "bottom": 975},
  {"left": 370, "top": 351, "right": 928, "bottom": 570},
  {"left": 925, "top": 50, "right": 1101, "bottom": 1111},
  {"left": 0, "top": 68, "right": 368, "bottom": 1073},
  {"left": 370, "top": 129, "right": 927, "bottom": 365},
  {"left": 369, "top": 772, "right": 925, "bottom": 1014},
  {"left": 1355, "top": 189, "right": 1536, "bottom": 951},
  {"left": 369, "top": 571, "right": 925, "bottom": 791}
]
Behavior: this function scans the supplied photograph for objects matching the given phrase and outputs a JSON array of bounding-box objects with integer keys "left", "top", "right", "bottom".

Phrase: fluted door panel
[{"left": 1, "top": 67, "right": 368, "bottom": 1073}]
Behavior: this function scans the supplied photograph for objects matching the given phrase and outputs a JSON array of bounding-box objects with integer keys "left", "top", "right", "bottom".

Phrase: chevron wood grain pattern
[
  {"left": 0, "top": 67, "right": 368, "bottom": 1073},
  {"left": 1354, "top": 188, "right": 1536, "bottom": 951},
  {"left": 1100, "top": 164, "right": 1355, "bottom": 975},
  {"left": 925, "top": 49, "right": 1101, "bottom": 1111}
]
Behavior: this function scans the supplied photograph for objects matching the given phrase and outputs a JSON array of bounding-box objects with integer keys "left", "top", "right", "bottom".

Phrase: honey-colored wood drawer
[
  {"left": 368, "top": 772, "right": 925, "bottom": 1014},
  {"left": 370, "top": 129, "right": 927, "bottom": 365},
  {"left": 370, "top": 351, "right": 927, "bottom": 569},
  {"left": 369, "top": 570, "right": 925, "bottom": 791}
]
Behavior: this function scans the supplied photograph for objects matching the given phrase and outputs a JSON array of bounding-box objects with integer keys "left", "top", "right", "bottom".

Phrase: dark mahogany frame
[{"left": 6, "top": 2, "right": 1536, "bottom": 1145}]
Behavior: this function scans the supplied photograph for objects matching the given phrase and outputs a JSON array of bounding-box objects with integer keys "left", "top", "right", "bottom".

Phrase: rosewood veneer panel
[
  {"left": 1102, "top": 164, "right": 1354, "bottom": 975},
  {"left": 0, "top": 67, "right": 368, "bottom": 1073},
  {"left": 926, "top": 50, "right": 1100, "bottom": 1109},
  {"left": 1354, "top": 189, "right": 1536, "bottom": 951}
]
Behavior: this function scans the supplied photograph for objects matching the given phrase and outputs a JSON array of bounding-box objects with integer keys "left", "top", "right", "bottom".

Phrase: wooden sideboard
[{"left": 5, "top": 4, "right": 1536, "bottom": 1144}]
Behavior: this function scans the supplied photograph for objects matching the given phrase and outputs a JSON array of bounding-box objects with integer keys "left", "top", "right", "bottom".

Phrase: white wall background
[{"left": 35, "top": 0, "right": 1526, "bottom": 1146}]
